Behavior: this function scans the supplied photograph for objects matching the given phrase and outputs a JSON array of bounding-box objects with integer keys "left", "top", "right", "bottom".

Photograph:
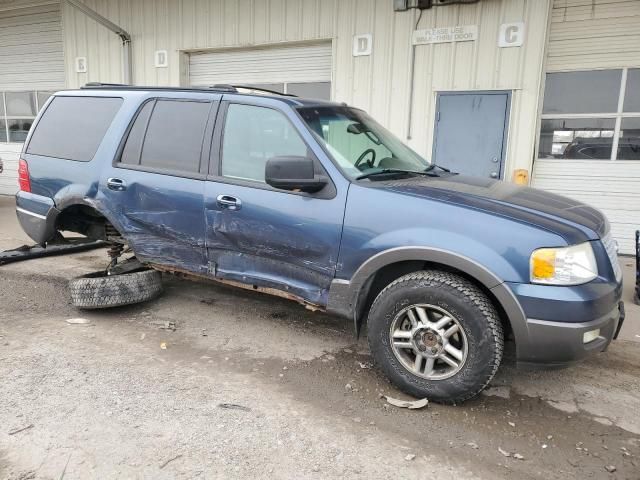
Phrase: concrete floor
[{"left": 1, "top": 195, "right": 639, "bottom": 479}]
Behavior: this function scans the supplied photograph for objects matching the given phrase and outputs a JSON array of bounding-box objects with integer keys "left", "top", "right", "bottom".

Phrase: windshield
[{"left": 297, "top": 106, "right": 430, "bottom": 179}]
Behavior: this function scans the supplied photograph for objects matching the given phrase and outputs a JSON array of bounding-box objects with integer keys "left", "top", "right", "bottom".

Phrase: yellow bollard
[{"left": 512, "top": 169, "right": 529, "bottom": 185}]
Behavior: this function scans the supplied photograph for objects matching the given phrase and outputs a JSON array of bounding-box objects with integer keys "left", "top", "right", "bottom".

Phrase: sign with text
[{"left": 412, "top": 25, "right": 478, "bottom": 45}]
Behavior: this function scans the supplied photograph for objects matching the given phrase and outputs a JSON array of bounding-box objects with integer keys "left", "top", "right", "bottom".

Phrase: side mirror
[{"left": 265, "top": 156, "right": 328, "bottom": 193}]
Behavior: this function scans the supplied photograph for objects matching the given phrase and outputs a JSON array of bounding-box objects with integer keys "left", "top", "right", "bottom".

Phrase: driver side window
[{"left": 221, "top": 103, "right": 308, "bottom": 183}]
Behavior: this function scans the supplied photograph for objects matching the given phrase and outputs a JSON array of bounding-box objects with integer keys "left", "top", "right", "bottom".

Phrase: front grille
[{"left": 601, "top": 232, "right": 622, "bottom": 281}]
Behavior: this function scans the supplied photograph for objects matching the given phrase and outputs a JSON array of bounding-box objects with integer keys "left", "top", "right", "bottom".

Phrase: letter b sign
[{"left": 498, "top": 22, "right": 525, "bottom": 48}]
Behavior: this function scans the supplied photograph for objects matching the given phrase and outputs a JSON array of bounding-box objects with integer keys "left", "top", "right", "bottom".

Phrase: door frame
[{"left": 431, "top": 90, "right": 512, "bottom": 179}]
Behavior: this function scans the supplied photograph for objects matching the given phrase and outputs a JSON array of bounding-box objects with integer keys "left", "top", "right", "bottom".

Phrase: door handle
[
  {"left": 217, "top": 194, "right": 242, "bottom": 211},
  {"left": 490, "top": 172, "right": 498, "bottom": 179},
  {"left": 107, "top": 178, "right": 127, "bottom": 191}
]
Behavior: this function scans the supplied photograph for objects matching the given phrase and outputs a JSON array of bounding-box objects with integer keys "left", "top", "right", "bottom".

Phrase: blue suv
[{"left": 15, "top": 85, "right": 625, "bottom": 403}]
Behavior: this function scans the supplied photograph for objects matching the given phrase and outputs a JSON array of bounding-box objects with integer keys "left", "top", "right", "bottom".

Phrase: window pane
[
  {"left": 538, "top": 118, "right": 616, "bottom": 159},
  {"left": 37, "top": 92, "right": 54, "bottom": 111},
  {"left": 8, "top": 119, "right": 33, "bottom": 143},
  {"left": 6, "top": 92, "right": 36, "bottom": 116},
  {"left": 0, "top": 120, "right": 7, "bottom": 142},
  {"left": 624, "top": 69, "right": 640, "bottom": 112},
  {"left": 27, "top": 96, "right": 123, "bottom": 161},
  {"left": 140, "top": 100, "right": 210, "bottom": 173},
  {"left": 618, "top": 118, "right": 640, "bottom": 160},
  {"left": 222, "top": 104, "right": 308, "bottom": 182},
  {"left": 121, "top": 101, "right": 155, "bottom": 165},
  {"left": 542, "top": 70, "right": 621, "bottom": 114},
  {"left": 287, "top": 82, "right": 331, "bottom": 100}
]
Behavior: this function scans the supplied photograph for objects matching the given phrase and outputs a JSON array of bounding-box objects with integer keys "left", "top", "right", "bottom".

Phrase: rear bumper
[{"left": 15, "top": 191, "right": 59, "bottom": 245}]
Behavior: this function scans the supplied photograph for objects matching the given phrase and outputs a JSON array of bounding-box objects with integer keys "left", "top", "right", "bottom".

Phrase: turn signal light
[{"left": 18, "top": 159, "right": 31, "bottom": 192}]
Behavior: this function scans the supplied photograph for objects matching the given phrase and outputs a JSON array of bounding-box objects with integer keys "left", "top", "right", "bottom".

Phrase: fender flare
[{"left": 327, "top": 246, "right": 528, "bottom": 347}]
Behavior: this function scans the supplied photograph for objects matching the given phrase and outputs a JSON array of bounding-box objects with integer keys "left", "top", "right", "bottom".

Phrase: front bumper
[
  {"left": 517, "top": 301, "right": 624, "bottom": 369},
  {"left": 500, "top": 279, "right": 624, "bottom": 368}
]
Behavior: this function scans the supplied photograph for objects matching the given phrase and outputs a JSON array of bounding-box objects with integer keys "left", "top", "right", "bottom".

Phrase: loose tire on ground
[
  {"left": 367, "top": 270, "right": 504, "bottom": 404},
  {"left": 69, "top": 269, "right": 163, "bottom": 309}
]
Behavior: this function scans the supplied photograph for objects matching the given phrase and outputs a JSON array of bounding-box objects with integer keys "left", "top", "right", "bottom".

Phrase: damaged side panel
[
  {"left": 204, "top": 181, "right": 347, "bottom": 308},
  {"left": 99, "top": 173, "right": 207, "bottom": 273}
]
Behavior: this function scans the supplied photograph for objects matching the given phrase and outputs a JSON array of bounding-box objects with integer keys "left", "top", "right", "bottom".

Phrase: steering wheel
[{"left": 355, "top": 148, "right": 377, "bottom": 170}]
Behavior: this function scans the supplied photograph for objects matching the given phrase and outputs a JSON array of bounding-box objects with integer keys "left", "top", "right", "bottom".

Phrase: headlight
[{"left": 530, "top": 242, "right": 598, "bottom": 285}]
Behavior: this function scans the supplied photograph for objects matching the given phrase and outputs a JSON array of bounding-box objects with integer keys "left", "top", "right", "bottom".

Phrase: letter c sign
[{"left": 498, "top": 22, "right": 525, "bottom": 48}]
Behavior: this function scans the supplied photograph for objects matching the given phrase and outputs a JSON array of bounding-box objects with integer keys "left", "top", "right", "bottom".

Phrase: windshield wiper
[
  {"left": 425, "top": 163, "right": 451, "bottom": 173},
  {"left": 356, "top": 168, "right": 437, "bottom": 181}
]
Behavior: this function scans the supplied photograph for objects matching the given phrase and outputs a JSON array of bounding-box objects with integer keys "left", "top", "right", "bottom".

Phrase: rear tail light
[{"left": 18, "top": 159, "right": 31, "bottom": 192}]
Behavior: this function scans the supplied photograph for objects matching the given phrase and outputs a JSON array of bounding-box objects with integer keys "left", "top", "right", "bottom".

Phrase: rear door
[
  {"left": 204, "top": 97, "right": 347, "bottom": 306},
  {"left": 100, "top": 93, "right": 219, "bottom": 273}
]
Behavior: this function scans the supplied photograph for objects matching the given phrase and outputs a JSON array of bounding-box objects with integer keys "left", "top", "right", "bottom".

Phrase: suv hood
[{"left": 376, "top": 174, "right": 607, "bottom": 243}]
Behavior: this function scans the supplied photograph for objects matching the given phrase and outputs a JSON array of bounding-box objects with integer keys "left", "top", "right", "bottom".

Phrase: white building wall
[
  {"left": 60, "top": 0, "right": 551, "bottom": 176},
  {"left": 532, "top": 0, "right": 640, "bottom": 254}
]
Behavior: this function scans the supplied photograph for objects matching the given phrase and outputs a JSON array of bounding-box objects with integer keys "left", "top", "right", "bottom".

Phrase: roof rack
[
  {"left": 218, "top": 84, "right": 297, "bottom": 97},
  {"left": 81, "top": 82, "right": 297, "bottom": 97}
]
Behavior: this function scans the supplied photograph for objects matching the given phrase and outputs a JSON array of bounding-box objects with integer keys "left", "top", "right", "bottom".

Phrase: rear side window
[
  {"left": 120, "top": 99, "right": 211, "bottom": 173},
  {"left": 26, "top": 96, "right": 123, "bottom": 161}
]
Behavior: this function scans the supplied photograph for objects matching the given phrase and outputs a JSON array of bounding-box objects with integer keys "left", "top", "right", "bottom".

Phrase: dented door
[{"left": 204, "top": 98, "right": 347, "bottom": 306}]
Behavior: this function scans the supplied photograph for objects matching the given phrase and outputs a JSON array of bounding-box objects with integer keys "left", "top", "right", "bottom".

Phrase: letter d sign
[{"left": 498, "top": 22, "right": 525, "bottom": 48}]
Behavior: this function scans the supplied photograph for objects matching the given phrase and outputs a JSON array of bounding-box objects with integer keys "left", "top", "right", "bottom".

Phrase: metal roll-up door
[
  {"left": 189, "top": 42, "right": 332, "bottom": 98},
  {"left": 0, "top": 3, "right": 65, "bottom": 196}
]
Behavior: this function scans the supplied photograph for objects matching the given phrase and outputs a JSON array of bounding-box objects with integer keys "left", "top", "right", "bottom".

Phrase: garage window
[
  {"left": 538, "top": 68, "right": 640, "bottom": 160},
  {"left": 0, "top": 91, "right": 54, "bottom": 143}
]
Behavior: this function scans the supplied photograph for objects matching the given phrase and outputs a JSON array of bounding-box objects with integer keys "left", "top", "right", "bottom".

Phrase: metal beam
[{"left": 66, "top": 0, "right": 133, "bottom": 84}]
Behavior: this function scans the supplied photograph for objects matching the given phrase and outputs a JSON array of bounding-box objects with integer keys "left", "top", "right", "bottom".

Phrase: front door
[
  {"left": 204, "top": 98, "right": 347, "bottom": 306},
  {"left": 432, "top": 92, "right": 510, "bottom": 179}
]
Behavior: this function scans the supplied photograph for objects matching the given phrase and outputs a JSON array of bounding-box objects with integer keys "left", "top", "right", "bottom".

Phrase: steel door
[{"left": 432, "top": 92, "right": 510, "bottom": 179}]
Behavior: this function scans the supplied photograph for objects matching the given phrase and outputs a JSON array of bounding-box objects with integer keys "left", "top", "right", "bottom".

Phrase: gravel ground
[{"left": 1, "top": 197, "right": 639, "bottom": 479}]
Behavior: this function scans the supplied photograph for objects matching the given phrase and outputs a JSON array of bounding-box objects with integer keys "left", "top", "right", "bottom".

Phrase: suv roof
[{"left": 79, "top": 82, "right": 341, "bottom": 108}]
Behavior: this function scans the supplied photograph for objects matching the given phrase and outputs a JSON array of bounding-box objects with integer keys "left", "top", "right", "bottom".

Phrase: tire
[
  {"left": 367, "top": 270, "right": 503, "bottom": 404},
  {"left": 69, "top": 269, "right": 163, "bottom": 309}
]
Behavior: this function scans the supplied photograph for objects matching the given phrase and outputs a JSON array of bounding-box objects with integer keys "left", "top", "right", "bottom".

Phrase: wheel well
[
  {"left": 56, "top": 205, "right": 120, "bottom": 242},
  {"left": 356, "top": 260, "right": 512, "bottom": 340}
]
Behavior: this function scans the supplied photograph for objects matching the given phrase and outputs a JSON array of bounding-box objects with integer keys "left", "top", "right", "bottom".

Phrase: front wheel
[{"left": 367, "top": 270, "right": 504, "bottom": 404}]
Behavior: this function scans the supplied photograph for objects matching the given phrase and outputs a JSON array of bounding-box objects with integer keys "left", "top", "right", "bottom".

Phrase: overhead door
[
  {"left": 532, "top": 0, "right": 640, "bottom": 254},
  {"left": 0, "top": 3, "right": 65, "bottom": 196},
  {"left": 189, "top": 42, "right": 332, "bottom": 99}
]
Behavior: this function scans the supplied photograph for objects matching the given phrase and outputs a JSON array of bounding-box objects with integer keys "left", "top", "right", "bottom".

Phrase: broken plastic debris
[
  {"left": 384, "top": 396, "right": 428, "bottom": 410},
  {"left": 160, "top": 342, "right": 167, "bottom": 350},
  {"left": 513, "top": 453, "right": 524, "bottom": 460},
  {"left": 404, "top": 454, "right": 416, "bottom": 461},
  {"left": 218, "top": 403, "right": 251, "bottom": 412},
  {"left": 66, "top": 317, "right": 90, "bottom": 325},
  {"left": 498, "top": 447, "right": 511, "bottom": 457}
]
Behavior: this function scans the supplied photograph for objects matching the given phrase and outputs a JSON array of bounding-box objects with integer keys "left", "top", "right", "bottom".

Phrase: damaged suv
[{"left": 15, "top": 85, "right": 625, "bottom": 403}]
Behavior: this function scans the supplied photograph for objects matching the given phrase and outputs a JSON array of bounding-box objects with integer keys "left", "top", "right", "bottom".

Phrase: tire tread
[{"left": 368, "top": 270, "right": 504, "bottom": 404}]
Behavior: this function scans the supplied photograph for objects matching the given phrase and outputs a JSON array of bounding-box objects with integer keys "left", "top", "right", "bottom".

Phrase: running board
[{"left": 0, "top": 239, "right": 106, "bottom": 266}]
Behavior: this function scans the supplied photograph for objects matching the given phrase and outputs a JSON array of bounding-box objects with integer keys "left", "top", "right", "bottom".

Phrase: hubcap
[{"left": 389, "top": 304, "right": 468, "bottom": 380}]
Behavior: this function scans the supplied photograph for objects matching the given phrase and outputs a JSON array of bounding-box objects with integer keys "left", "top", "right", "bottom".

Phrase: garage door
[
  {"left": 189, "top": 42, "right": 332, "bottom": 99},
  {"left": 0, "top": 3, "right": 65, "bottom": 196},
  {"left": 532, "top": 0, "right": 640, "bottom": 254}
]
